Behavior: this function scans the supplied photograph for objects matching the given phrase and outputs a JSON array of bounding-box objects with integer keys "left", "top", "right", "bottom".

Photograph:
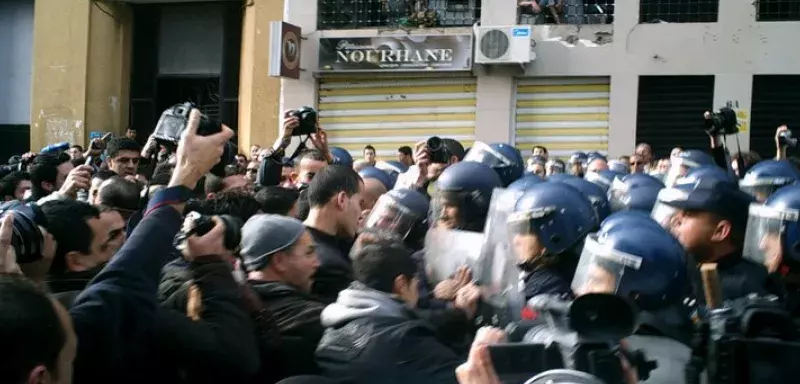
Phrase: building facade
[
  {"left": 0, "top": 0, "right": 35, "bottom": 161},
  {"left": 10, "top": 0, "right": 800, "bottom": 162}
]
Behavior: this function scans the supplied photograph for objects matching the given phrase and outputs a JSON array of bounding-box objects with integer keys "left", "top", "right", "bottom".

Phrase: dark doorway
[{"left": 129, "top": 2, "right": 242, "bottom": 144}]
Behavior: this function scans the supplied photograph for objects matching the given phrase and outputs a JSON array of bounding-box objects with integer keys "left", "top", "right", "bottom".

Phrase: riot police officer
[
  {"left": 568, "top": 152, "right": 588, "bottom": 177},
  {"left": 545, "top": 158, "right": 566, "bottom": 177},
  {"left": 508, "top": 182, "right": 596, "bottom": 299},
  {"left": 462, "top": 141, "right": 525, "bottom": 187},
  {"left": 363, "top": 188, "right": 429, "bottom": 251},
  {"left": 527, "top": 155, "right": 547, "bottom": 177},
  {"left": 431, "top": 161, "right": 502, "bottom": 232},
  {"left": 664, "top": 149, "right": 716, "bottom": 187},
  {"left": 739, "top": 159, "right": 800, "bottom": 203},
  {"left": 507, "top": 174, "right": 545, "bottom": 191},
  {"left": 607, "top": 173, "right": 665, "bottom": 213},
  {"left": 550, "top": 175, "right": 612, "bottom": 225}
]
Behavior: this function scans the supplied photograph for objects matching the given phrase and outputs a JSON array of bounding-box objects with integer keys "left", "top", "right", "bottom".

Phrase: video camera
[
  {"left": 688, "top": 294, "right": 800, "bottom": 384},
  {"left": 490, "top": 294, "right": 657, "bottom": 384},
  {"left": 152, "top": 102, "right": 234, "bottom": 177},
  {"left": 0, "top": 202, "right": 47, "bottom": 264},
  {"left": 705, "top": 107, "right": 740, "bottom": 137},
  {"left": 174, "top": 212, "right": 243, "bottom": 252},
  {"left": 778, "top": 130, "right": 797, "bottom": 148}
]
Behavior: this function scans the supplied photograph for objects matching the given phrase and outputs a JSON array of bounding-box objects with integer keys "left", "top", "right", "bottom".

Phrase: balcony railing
[
  {"left": 318, "top": 0, "right": 481, "bottom": 30},
  {"left": 518, "top": 1, "right": 615, "bottom": 25}
]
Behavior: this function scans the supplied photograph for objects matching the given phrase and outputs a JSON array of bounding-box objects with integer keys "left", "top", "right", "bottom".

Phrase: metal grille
[
  {"left": 757, "top": 0, "right": 800, "bottom": 22},
  {"left": 636, "top": 76, "right": 715, "bottom": 160},
  {"left": 639, "top": 0, "right": 719, "bottom": 23},
  {"left": 519, "top": 0, "right": 614, "bottom": 25},
  {"left": 318, "top": 0, "right": 480, "bottom": 30},
  {"left": 750, "top": 76, "right": 800, "bottom": 160}
]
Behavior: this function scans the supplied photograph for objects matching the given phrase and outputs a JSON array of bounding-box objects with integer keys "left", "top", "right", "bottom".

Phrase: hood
[{"left": 321, "top": 283, "right": 411, "bottom": 328}]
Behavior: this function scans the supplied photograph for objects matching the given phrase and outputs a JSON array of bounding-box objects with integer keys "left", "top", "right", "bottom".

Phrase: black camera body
[
  {"left": 290, "top": 106, "right": 318, "bottom": 136},
  {"left": 490, "top": 294, "right": 656, "bottom": 384},
  {"left": 427, "top": 136, "right": 451, "bottom": 164},
  {"left": 0, "top": 202, "right": 46, "bottom": 264},
  {"left": 779, "top": 130, "right": 797, "bottom": 148},
  {"left": 175, "top": 212, "right": 243, "bottom": 252},
  {"left": 695, "top": 294, "right": 800, "bottom": 384},
  {"left": 706, "top": 107, "right": 740, "bottom": 136},
  {"left": 152, "top": 102, "right": 234, "bottom": 177}
]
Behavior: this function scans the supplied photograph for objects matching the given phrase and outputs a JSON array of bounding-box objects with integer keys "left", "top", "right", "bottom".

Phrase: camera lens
[{"left": 427, "top": 136, "right": 443, "bottom": 151}]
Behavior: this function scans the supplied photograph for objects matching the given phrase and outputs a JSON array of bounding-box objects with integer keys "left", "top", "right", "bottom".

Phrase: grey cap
[{"left": 240, "top": 214, "right": 306, "bottom": 272}]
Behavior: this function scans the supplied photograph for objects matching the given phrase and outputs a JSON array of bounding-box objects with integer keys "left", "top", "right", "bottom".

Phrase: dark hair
[
  {"left": 105, "top": 137, "right": 141, "bottom": 159},
  {"left": 0, "top": 274, "right": 65, "bottom": 383},
  {"left": 41, "top": 200, "right": 101, "bottom": 276},
  {"left": 1, "top": 171, "right": 30, "bottom": 200},
  {"left": 255, "top": 186, "right": 300, "bottom": 216},
  {"left": 306, "top": 165, "right": 362, "bottom": 207},
  {"left": 197, "top": 188, "right": 261, "bottom": 222},
  {"left": 442, "top": 138, "right": 466, "bottom": 160},
  {"left": 204, "top": 174, "right": 225, "bottom": 195},
  {"left": 532, "top": 145, "right": 548, "bottom": 154},
  {"left": 296, "top": 188, "right": 311, "bottom": 221},
  {"left": 29, "top": 152, "right": 71, "bottom": 200},
  {"left": 151, "top": 162, "right": 175, "bottom": 186},
  {"left": 398, "top": 146, "right": 413, "bottom": 157},
  {"left": 364, "top": 145, "right": 376, "bottom": 153},
  {"left": 98, "top": 177, "right": 141, "bottom": 212},
  {"left": 298, "top": 149, "right": 328, "bottom": 163},
  {"left": 70, "top": 144, "right": 84, "bottom": 152},
  {"left": 351, "top": 240, "right": 417, "bottom": 293},
  {"left": 93, "top": 169, "right": 118, "bottom": 182}
]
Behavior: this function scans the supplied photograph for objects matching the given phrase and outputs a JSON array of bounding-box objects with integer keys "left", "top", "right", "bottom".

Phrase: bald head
[
  {"left": 361, "top": 177, "right": 388, "bottom": 211},
  {"left": 586, "top": 158, "right": 608, "bottom": 173}
]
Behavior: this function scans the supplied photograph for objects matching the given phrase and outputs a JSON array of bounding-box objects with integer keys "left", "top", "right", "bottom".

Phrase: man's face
[
  {"left": 281, "top": 166, "right": 294, "bottom": 188},
  {"left": 68, "top": 147, "right": 82, "bottom": 160},
  {"left": 89, "top": 177, "right": 105, "bottom": 205},
  {"left": 587, "top": 159, "right": 608, "bottom": 174},
  {"left": 629, "top": 155, "right": 646, "bottom": 173},
  {"left": 338, "top": 182, "right": 365, "bottom": 237},
  {"left": 279, "top": 230, "right": 319, "bottom": 293},
  {"left": 364, "top": 149, "right": 376, "bottom": 164},
  {"left": 222, "top": 175, "right": 248, "bottom": 191},
  {"left": 531, "top": 164, "right": 546, "bottom": 177},
  {"left": 398, "top": 152, "right": 413, "bottom": 166},
  {"left": 657, "top": 159, "right": 671, "bottom": 174},
  {"left": 295, "top": 158, "right": 327, "bottom": 186},
  {"left": 126, "top": 129, "right": 137, "bottom": 140},
  {"left": 532, "top": 147, "right": 547, "bottom": 159},
  {"left": 245, "top": 162, "right": 259, "bottom": 183},
  {"left": 670, "top": 210, "right": 720, "bottom": 258},
  {"left": 635, "top": 144, "right": 653, "bottom": 163},
  {"left": 55, "top": 162, "right": 74, "bottom": 191},
  {"left": 108, "top": 150, "right": 140, "bottom": 177},
  {"left": 69, "top": 215, "right": 124, "bottom": 272},
  {"left": 236, "top": 155, "right": 248, "bottom": 169},
  {"left": 575, "top": 263, "right": 618, "bottom": 296},
  {"left": 250, "top": 145, "right": 261, "bottom": 159},
  {"left": 512, "top": 232, "right": 545, "bottom": 264},
  {"left": 13, "top": 179, "right": 31, "bottom": 201},
  {"left": 435, "top": 198, "right": 460, "bottom": 230}
]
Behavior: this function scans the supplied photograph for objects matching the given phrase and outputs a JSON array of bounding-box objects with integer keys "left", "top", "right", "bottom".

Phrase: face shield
[
  {"left": 664, "top": 157, "right": 700, "bottom": 187},
  {"left": 423, "top": 228, "right": 484, "bottom": 285},
  {"left": 651, "top": 188, "right": 689, "bottom": 229},
  {"left": 430, "top": 190, "right": 465, "bottom": 230},
  {"left": 364, "top": 194, "right": 421, "bottom": 240},
  {"left": 463, "top": 141, "right": 514, "bottom": 170},
  {"left": 608, "top": 177, "right": 631, "bottom": 212},
  {"left": 571, "top": 234, "right": 643, "bottom": 297},
  {"left": 506, "top": 206, "right": 556, "bottom": 264},
  {"left": 739, "top": 176, "right": 794, "bottom": 203},
  {"left": 743, "top": 204, "right": 799, "bottom": 273}
]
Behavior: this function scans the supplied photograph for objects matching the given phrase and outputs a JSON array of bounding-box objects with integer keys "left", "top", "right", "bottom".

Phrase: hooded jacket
[{"left": 315, "top": 284, "right": 461, "bottom": 384}]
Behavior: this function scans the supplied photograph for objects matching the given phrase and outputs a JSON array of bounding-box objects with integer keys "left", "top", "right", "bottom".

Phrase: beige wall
[
  {"left": 281, "top": 0, "right": 800, "bottom": 157},
  {"left": 30, "top": 0, "right": 131, "bottom": 150}
]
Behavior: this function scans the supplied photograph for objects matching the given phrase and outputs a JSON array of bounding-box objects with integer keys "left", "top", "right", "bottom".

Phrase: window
[
  {"left": 757, "top": 0, "right": 800, "bottom": 22},
  {"left": 639, "top": 0, "right": 719, "bottom": 23}
]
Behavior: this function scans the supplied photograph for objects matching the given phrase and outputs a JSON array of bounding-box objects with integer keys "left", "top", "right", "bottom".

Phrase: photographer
[{"left": 398, "top": 137, "right": 465, "bottom": 195}]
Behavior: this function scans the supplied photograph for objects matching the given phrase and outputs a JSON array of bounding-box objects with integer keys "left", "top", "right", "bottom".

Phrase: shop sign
[
  {"left": 318, "top": 34, "right": 473, "bottom": 72},
  {"left": 269, "top": 21, "right": 302, "bottom": 79}
]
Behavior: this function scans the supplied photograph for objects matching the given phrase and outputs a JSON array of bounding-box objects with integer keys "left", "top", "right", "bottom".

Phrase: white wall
[
  {"left": 0, "top": 0, "right": 35, "bottom": 124},
  {"left": 282, "top": 0, "right": 800, "bottom": 156}
]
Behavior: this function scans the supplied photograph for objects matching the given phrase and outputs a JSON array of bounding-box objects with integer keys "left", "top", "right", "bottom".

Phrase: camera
[
  {"left": 491, "top": 294, "right": 656, "bottom": 384},
  {"left": 289, "top": 106, "right": 318, "bottom": 136},
  {"left": 778, "top": 130, "right": 797, "bottom": 148},
  {"left": 152, "top": 102, "right": 234, "bottom": 177},
  {"left": 689, "top": 294, "right": 800, "bottom": 384},
  {"left": 0, "top": 202, "right": 46, "bottom": 264},
  {"left": 426, "top": 136, "right": 451, "bottom": 164},
  {"left": 705, "top": 107, "right": 740, "bottom": 136},
  {"left": 175, "top": 212, "right": 243, "bottom": 252}
]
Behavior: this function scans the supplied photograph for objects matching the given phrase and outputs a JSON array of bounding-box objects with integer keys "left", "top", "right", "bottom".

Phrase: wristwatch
[{"left": 146, "top": 185, "right": 194, "bottom": 215}]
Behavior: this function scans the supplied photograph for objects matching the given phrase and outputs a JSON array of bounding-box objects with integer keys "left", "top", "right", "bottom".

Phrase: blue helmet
[
  {"left": 587, "top": 151, "right": 606, "bottom": 164},
  {"left": 607, "top": 159, "right": 630, "bottom": 174},
  {"left": 569, "top": 151, "right": 588, "bottom": 165},
  {"left": 685, "top": 165, "right": 737, "bottom": 187},
  {"left": 599, "top": 210, "right": 662, "bottom": 235},
  {"left": 375, "top": 160, "right": 409, "bottom": 189},
  {"left": 573, "top": 225, "right": 688, "bottom": 310},
  {"left": 432, "top": 161, "right": 503, "bottom": 232},
  {"left": 607, "top": 173, "right": 665, "bottom": 213},
  {"left": 585, "top": 169, "right": 626, "bottom": 193},
  {"left": 365, "top": 188, "right": 429, "bottom": 247},
  {"left": 507, "top": 174, "right": 545, "bottom": 191},
  {"left": 549, "top": 176, "right": 612, "bottom": 225},
  {"left": 463, "top": 141, "right": 525, "bottom": 187},
  {"left": 739, "top": 160, "right": 800, "bottom": 202},
  {"left": 330, "top": 147, "right": 353, "bottom": 167},
  {"left": 358, "top": 166, "right": 394, "bottom": 191},
  {"left": 545, "top": 159, "right": 566, "bottom": 176},
  {"left": 526, "top": 155, "right": 547, "bottom": 177},
  {"left": 508, "top": 183, "right": 596, "bottom": 255},
  {"left": 665, "top": 149, "right": 715, "bottom": 187},
  {"left": 546, "top": 173, "right": 580, "bottom": 183},
  {"left": 743, "top": 184, "right": 800, "bottom": 271}
]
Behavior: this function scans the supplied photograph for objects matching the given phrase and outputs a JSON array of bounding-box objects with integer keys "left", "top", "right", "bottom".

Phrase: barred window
[
  {"left": 519, "top": 0, "right": 615, "bottom": 25},
  {"left": 318, "top": 0, "right": 481, "bottom": 30},
  {"left": 757, "top": 0, "right": 800, "bottom": 22},
  {"left": 639, "top": 0, "right": 719, "bottom": 23}
]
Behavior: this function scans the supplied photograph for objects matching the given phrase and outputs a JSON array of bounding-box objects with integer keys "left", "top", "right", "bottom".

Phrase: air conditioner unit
[{"left": 474, "top": 25, "right": 534, "bottom": 64}]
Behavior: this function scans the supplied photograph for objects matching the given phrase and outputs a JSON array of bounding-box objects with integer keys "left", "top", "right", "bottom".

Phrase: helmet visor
[
  {"left": 364, "top": 195, "right": 420, "bottom": 239},
  {"left": 743, "top": 204, "right": 798, "bottom": 273},
  {"left": 739, "top": 181, "right": 785, "bottom": 203},
  {"left": 571, "top": 234, "right": 643, "bottom": 297},
  {"left": 651, "top": 200, "right": 679, "bottom": 230},
  {"left": 608, "top": 177, "right": 631, "bottom": 212},
  {"left": 664, "top": 158, "right": 697, "bottom": 188},
  {"left": 463, "top": 141, "right": 513, "bottom": 169}
]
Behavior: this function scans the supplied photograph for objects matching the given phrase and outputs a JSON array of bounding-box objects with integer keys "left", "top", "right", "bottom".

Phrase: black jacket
[
  {"left": 307, "top": 226, "right": 355, "bottom": 304},
  {"left": 520, "top": 266, "right": 574, "bottom": 301},
  {"left": 698, "top": 251, "right": 770, "bottom": 303},
  {"left": 315, "top": 284, "right": 461, "bottom": 384},
  {"left": 250, "top": 280, "right": 326, "bottom": 380},
  {"left": 48, "top": 267, "right": 103, "bottom": 309}
]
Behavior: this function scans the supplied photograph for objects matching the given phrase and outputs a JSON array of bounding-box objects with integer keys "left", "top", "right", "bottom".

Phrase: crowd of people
[{"left": 0, "top": 108, "right": 799, "bottom": 384}]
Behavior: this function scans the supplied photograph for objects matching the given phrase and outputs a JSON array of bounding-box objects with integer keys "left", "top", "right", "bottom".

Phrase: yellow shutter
[
  {"left": 515, "top": 77, "right": 610, "bottom": 158},
  {"left": 318, "top": 76, "right": 477, "bottom": 160}
]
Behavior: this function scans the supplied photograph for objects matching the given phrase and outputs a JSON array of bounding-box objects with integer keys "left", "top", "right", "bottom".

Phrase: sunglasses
[{"left": 630, "top": 161, "right": 643, "bottom": 166}]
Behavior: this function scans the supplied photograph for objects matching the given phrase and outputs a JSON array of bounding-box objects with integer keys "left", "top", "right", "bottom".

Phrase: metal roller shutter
[
  {"left": 751, "top": 75, "right": 800, "bottom": 160},
  {"left": 514, "top": 77, "right": 610, "bottom": 158},
  {"left": 318, "top": 76, "right": 477, "bottom": 159},
  {"left": 636, "top": 76, "right": 715, "bottom": 159}
]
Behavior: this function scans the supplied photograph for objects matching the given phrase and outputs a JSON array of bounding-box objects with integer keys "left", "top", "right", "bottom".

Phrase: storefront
[
  {"left": 0, "top": 0, "right": 34, "bottom": 160},
  {"left": 514, "top": 77, "right": 610, "bottom": 159},
  {"left": 316, "top": 34, "right": 477, "bottom": 159}
]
